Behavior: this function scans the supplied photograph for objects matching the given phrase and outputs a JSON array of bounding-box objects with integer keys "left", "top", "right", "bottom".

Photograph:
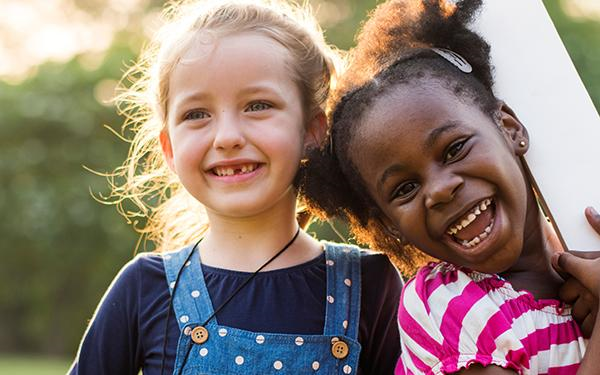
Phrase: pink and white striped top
[{"left": 396, "top": 262, "right": 586, "bottom": 375}]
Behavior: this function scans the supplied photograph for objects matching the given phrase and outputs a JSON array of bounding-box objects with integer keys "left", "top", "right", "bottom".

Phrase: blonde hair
[{"left": 107, "top": 0, "right": 341, "bottom": 252}]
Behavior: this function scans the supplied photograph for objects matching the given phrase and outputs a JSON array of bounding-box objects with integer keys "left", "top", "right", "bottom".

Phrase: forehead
[
  {"left": 351, "top": 83, "right": 491, "bottom": 166},
  {"left": 358, "top": 83, "right": 481, "bottom": 145},
  {"left": 168, "top": 32, "right": 295, "bottom": 101},
  {"left": 179, "top": 31, "right": 291, "bottom": 68}
]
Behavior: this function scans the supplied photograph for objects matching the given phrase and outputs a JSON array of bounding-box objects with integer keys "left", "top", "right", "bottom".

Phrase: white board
[{"left": 473, "top": 0, "right": 600, "bottom": 250}]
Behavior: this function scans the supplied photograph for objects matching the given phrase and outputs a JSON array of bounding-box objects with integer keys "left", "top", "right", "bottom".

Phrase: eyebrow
[
  {"left": 238, "top": 84, "right": 280, "bottom": 97},
  {"left": 425, "top": 122, "right": 459, "bottom": 149},
  {"left": 377, "top": 164, "right": 406, "bottom": 194},
  {"left": 171, "top": 84, "right": 279, "bottom": 110},
  {"left": 170, "top": 92, "right": 211, "bottom": 113}
]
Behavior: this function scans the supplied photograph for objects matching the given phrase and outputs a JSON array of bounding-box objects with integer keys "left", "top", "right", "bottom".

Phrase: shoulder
[
  {"left": 129, "top": 251, "right": 166, "bottom": 272},
  {"left": 400, "top": 261, "right": 493, "bottom": 312},
  {"left": 321, "top": 240, "right": 396, "bottom": 266},
  {"left": 359, "top": 248, "right": 400, "bottom": 276},
  {"left": 399, "top": 262, "right": 507, "bottom": 334},
  {"left": 324, "top": 242, "right": 403, "bottom": 316},
  {"left": 322, "top": 241, "right": 402, "bottom": 285},
  {"left": 359, "top": 249, "right": 404, "bottom": 296},
  {"left": 119, "top": 251, "right": 167, "bottom": 284},
  {"left": 96, "top": 252, "right": 167, "bottom": 309},
  {"left": 398, "top": 263, "right": 525, "bottom": 374}
]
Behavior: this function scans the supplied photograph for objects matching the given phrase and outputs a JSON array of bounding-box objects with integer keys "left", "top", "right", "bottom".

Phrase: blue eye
[
  {"left": 444, "top": 138, "right": 469, "bottom": 162},
  {"left": 392, "top": 181, "right": 420, "bottom": 201},
  {"left": 184, "top": 110, "right": 210, "bottom": 121},
  {"left": 245, "top": 101, "right": 272, "bottom": 112}
]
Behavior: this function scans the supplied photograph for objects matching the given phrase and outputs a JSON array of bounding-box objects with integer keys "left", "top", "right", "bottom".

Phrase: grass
[{"left": 0, "top": 355, "right": 71, "bottom": 375}]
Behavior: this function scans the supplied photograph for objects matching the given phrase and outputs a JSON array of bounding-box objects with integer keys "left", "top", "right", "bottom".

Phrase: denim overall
[{"left": 162, "top": 242, "right": 362, "bottom": 374}]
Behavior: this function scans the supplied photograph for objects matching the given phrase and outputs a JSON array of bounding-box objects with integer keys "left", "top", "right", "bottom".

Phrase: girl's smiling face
[
  {"left": 351, "top": 81, "right": 531, "bottom": 274},
  {"left": 161, "top": 32, "right": 319, "bottom": 220}
]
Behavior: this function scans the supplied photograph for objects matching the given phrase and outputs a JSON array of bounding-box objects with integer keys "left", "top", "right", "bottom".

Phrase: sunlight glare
[
  {"left": 561, "top": 0, "right": 600, "bottom": 21},
  {"left": 0, "top": 0, "right": 149, "bottom": 83}
]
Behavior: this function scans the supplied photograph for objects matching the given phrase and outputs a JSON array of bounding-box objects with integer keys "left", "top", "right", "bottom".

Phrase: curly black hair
[{"left": 301, "top": 0, "right": 501, "bottom": 276}]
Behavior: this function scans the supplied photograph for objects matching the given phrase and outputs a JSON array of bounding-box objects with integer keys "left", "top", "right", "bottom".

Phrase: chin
[{"left": 467, "top": 249, "right": 521, "bottom": 275}]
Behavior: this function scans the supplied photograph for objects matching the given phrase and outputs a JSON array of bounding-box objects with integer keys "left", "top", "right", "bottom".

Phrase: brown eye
[
  {"left": 392, "top": 181, "right": 419, "bottom": 200},
  {"left": 444, "top": 139, "right": 468, "bottom": 162}
]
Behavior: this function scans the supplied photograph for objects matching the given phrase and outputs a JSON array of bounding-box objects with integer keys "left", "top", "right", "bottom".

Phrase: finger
[
  {"left": 553, "top": 252, "right": 595, "bottom": 288},
  {"left": 585, "top": 206, "right": 600, "bottom": 234},
  {"left": 571, "top": 299, "right": 592, "bottom": 325},
  {"left": 579, "top": 309, "right": 598, "bottom": 339},
  {"left": 565, "top": 250, "right": 600, "bottom": 260},
  {"left": 558, "top": 277, "right": 583, "bottom": 303}
]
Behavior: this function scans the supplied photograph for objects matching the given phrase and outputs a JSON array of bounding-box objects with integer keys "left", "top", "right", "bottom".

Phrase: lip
[
  {"left": 441, "top": 199, "right": 502, "bottom": 262},
  {"left": 205, "top": 158, "right": 265, "bottom": 184}
]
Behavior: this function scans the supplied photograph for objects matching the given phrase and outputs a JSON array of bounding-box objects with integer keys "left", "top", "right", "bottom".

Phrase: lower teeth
[{"left": 458, "top": 220, "right": 494, "bottom": 248}]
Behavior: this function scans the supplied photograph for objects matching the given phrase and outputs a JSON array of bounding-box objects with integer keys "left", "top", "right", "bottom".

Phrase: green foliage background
[{"left": 0, "top": 0, "right": 598, "bottom": 359}]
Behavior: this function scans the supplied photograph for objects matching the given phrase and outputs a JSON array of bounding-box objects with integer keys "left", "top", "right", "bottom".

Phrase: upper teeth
[
  {"left": 446, "top": 198, "right": 492, "bottom": 235},
  {"left": 213, "top": 164, "right": 257, "bottom": 176}
]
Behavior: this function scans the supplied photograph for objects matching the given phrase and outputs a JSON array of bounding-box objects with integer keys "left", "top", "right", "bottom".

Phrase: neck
[
  {"left": 199, "top": 191, "right": 322, "bottom": 272},
  {"left": 500, "top": 196, "right": 565, "bottom": 300}
]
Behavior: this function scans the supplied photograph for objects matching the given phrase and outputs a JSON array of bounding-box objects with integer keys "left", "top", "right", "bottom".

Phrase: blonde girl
[{"left": 69, "top": 1, "right": 402, "bottom": 374}]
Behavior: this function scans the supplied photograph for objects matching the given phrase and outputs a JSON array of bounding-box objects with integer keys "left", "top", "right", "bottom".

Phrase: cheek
[
  {"left": 384, "top": 203, "right": 432, "bottom": 247},
  {"left": 262, "top": 127, "right": 305, "bottom": 161},
  {"left": 171, "top": 132, "right": 210, "bottom": 170}
]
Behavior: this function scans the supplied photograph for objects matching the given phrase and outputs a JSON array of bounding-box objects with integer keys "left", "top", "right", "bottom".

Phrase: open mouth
[
  {"left": 446, "top": 198, "right": 496, "bottom": 248},
  {"left": 211, "top": 163, "right": 259, "bottom": 177}
]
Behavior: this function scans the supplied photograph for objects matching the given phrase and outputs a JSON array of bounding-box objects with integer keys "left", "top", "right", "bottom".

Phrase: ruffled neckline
[{"left": 430, "top": 261, "right": 570, "bottom": 316}]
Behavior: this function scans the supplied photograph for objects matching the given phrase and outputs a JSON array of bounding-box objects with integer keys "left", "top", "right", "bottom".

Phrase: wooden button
[
  {"left": 191, "top": 326, "right": 209, "bottom": 344},
  {"left": 331, "top": 340, "right": 349, "bottom": 359}
]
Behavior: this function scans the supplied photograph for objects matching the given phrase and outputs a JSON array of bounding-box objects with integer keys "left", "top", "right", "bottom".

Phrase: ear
[
  {"left": 303, "top": 111, "right": 328, "bottom": 151},
  {"left": 496, "top": 101, "right": 529, "bottom": 156},
  {"left": 159, "top": 130, "right": 176, "bottom": 172}
]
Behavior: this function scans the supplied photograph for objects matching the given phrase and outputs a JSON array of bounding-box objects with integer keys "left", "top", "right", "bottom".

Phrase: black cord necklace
[{"left": 160, "top": 227, "right": 301, "bottom": 375}]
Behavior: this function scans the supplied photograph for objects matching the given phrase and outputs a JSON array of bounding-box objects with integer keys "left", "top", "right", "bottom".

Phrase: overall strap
[
  {"left": 162, "top": 244, "right": 216, "bottom": 331},
  {"left": 323, "top": 242, "right": 361, "bottom": 340}
]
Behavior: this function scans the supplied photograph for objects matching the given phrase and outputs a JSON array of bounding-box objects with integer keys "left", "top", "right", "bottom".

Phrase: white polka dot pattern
[{"left": 162, "top": 245, "right": 361, "bottom": 373}]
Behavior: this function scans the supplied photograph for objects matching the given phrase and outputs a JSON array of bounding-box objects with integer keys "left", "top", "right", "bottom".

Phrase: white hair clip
[{"left": 431, "top": 48, "right": 473, "bottom": 73}]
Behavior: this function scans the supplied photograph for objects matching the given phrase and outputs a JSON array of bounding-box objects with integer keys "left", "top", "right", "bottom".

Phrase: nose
[
  {"left": 212, "top": 112, "right": 246, "bottom": 150},
  {"left": 424, "top": 171, "right": 463, "bottom": 209}
]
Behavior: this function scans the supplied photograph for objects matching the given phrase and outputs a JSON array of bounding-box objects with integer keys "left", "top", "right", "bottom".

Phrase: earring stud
[{"left": 519, "top": 141, "right": 527, "bottom": 147}]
